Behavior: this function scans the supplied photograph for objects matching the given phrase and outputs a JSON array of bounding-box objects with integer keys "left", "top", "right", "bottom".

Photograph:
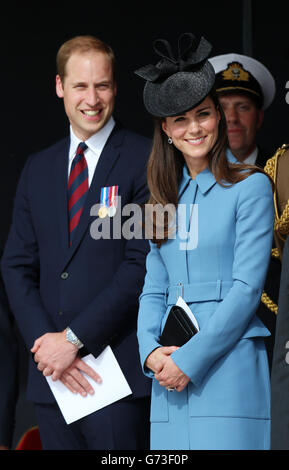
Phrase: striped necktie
[{"left": 68, "top": 142, "right": 88, "bottom": 246}]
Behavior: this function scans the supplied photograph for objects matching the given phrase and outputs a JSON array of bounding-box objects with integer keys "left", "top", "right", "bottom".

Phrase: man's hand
[
  {"left": 59, "top": 356, "right": 102, "bottom": 396},
  {"left": 31, "top": 330, "right": 78, "bottom": 380},
  {"left": 145, "top": 346, "right": 179, "bottom": 374},
  {"left": 154, "top": 354, "right": 190, "bottom": 392}
]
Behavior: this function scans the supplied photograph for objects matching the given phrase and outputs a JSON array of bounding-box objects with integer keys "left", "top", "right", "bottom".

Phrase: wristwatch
[{"left": 65, "top": 327, "right": 84, "bottom": 349}]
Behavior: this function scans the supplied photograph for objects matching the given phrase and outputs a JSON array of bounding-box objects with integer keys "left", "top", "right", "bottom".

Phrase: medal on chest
[{"left": 98, "top": 186, "right": 119, "bottom": 218}]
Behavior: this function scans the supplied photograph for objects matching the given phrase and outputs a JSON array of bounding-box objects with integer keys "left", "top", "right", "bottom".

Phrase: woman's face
[{"left": 162, "top": 96, "right": 220, "bottom": 163}]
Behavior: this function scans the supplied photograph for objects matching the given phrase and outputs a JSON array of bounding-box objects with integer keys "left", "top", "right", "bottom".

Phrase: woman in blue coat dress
[{"left": 135, "top": 33, "right": 274, "bottom": 450}]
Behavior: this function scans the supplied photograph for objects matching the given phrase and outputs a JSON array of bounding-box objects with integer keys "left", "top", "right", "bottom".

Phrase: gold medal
[{"left": 98, "top": 206, "right": 108, "bottom": 218}]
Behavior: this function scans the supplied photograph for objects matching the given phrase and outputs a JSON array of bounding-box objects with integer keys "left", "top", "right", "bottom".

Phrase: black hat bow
[
  {"left": 135, "top": 33, "right": 212, "bottom": 83},
  {"left": 135, "top": 32, "right": 215, "bottom": 117}
]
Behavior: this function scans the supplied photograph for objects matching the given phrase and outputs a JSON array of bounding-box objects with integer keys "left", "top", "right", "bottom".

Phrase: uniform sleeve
[
  {"left": 137, "top": 241, "right": 169, "bottom": 375},
  {"left": 170, "top": 172, "right": 274, "bottom": 387},
  {"left": 270, "top": 236, "right": 289, "bottom": 449}
]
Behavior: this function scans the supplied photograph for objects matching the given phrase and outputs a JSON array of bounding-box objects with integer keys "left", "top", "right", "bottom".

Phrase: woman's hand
[
  {"left": 145, "top": 346, "right": 179, "bottom": 374},
  {"left": 154, "top": 355, "right": 190, "bottom": 392}
]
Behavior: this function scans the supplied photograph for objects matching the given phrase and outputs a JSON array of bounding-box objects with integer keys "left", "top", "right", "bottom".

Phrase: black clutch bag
[{"left": 159, "top": 305, "right": 198, "bottom": 347}]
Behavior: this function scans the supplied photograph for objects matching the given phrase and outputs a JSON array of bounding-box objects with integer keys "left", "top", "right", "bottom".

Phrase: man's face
[
  {"left": 56, "top": 51, "right": 116, "bottom": 141},
  {"left": 218, "top": 93, "right": 264, "bottom": 161}
]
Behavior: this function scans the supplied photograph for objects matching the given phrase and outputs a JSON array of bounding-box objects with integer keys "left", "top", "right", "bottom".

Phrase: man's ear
[{"left": 56, "top": 75, "right": 64, "bottom": 98}]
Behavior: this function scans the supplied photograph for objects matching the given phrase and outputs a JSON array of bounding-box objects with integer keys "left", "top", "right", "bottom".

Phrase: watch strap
[{"left": 65, "top": 327, "right": 84, "bottom": 349}]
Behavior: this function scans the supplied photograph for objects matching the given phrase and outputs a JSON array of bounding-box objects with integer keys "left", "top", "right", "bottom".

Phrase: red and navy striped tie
[{"left": 68, "top": 142, "right": 88, "bottom": 246}]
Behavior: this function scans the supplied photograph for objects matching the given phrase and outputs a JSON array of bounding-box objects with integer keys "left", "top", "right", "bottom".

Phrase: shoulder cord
[
  {"left": 261, "top": 145, "right": 289, "bottom": 314},
  {"left": 264, "top": 144, "right": 289, "bottom": 237}
]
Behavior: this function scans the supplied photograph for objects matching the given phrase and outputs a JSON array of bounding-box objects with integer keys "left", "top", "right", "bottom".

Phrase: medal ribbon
[
  {"left": 100, "top": 186, "right": 119, "bottom": 208},
  {"left": 110, "top": 186, "right": 118, "bottom": 209},
  {"left": 100, "top": 187, "right": 109, "bottom": 209}
]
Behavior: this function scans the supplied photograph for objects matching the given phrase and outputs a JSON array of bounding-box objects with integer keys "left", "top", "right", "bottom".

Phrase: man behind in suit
[
  {"left": 1, "top": 35, "right": 152, "bottom": 450},
  {"left": 209, "top": 53, "right": 279, "bottom": 370}
]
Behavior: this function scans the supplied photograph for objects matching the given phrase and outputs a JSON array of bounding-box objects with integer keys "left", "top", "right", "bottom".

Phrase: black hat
[
  {"left": 209, "top": 53, "right": 276, "bottom": 110},
  {"left": 135, "top": 33, "right": 215, "bottom": 117}
]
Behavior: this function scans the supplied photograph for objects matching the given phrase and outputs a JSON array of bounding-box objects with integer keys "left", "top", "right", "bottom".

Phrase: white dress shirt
[
  {"left": 243, "top": 147, "right": 258, "bottom": 165},
  {"left": 68, "top": 116, "right": 115, "bottom": 186}
]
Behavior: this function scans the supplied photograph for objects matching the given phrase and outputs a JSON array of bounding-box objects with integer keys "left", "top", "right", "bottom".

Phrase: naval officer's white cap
[{"left": 209, "top": 53, "right": 276, "bottom": 110}]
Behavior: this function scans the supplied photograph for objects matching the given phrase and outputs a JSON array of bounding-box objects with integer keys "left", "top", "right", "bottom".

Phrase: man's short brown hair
[{"left": 56, "top": 35, "right": 116, "bottom": 83}]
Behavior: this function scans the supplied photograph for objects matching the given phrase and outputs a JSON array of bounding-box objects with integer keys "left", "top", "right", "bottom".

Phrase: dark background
[
  {"left": 1, "top": 3, "right": 289, "bottom": 214},
  {"left": 0, "top": 1, "right": 288, "bottom": 448}
]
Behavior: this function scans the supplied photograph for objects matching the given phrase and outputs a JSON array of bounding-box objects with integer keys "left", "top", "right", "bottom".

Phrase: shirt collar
[
  {"left": 178, "top": 149, "right": 237, "bottom": 197},
  {"left": 243, "top": 147, "right": 258, "bottom": 165},
  {"left": 69, "top": 116, "right": 115, "bottom": 161}
]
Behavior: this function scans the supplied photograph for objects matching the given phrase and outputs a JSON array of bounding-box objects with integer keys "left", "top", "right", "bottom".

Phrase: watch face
[
  {"left": 66, "top": 328, "right": 83, "bottom": 348},
  {"left": 66, "top": 329, "right": 75, "bottom": 343}
]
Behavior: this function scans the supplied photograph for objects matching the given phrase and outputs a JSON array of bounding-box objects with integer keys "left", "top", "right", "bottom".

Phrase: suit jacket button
[
  {"left": 61, "top": 272, "right": 69, "bottom": 280},
  {"left": 58, "top": 311, "right": 63, "bottom": 315}
]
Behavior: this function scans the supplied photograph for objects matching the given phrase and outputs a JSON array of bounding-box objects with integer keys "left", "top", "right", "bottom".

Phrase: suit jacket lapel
[{"left": 62, "top": 123, "right": 125, "bottom": 268}]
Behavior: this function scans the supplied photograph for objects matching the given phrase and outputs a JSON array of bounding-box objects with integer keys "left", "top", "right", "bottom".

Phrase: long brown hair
[{"left": 146, "top": 89, "right": 271, "bottom": 246}]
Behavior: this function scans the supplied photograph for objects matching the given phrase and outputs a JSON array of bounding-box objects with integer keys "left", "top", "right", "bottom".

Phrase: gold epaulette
[
  {"left": 264, "top": 144, "right": 289, "bottom": 237},
  {"left": 264, "top": 143, "right": 289, "bottom": 180}
]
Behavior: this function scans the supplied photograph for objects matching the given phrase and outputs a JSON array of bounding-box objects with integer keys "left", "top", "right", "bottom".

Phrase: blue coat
[{"left": 137, "top": 152, "right": 274, "bottom": 450}]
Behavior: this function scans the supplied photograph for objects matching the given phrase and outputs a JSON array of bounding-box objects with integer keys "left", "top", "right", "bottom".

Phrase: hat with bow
[{"left": 135, "top": 32, "right": 215, "bottom": 117}]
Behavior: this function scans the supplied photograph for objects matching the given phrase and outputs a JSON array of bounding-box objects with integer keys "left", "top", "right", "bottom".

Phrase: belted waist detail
[{"left": 166, "top": 280, "right": 233, "bottom": 304}]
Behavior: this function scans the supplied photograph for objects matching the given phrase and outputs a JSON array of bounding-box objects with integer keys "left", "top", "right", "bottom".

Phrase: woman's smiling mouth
[{"left": 185, "top": 136, "right": 207, "bottom": 145}]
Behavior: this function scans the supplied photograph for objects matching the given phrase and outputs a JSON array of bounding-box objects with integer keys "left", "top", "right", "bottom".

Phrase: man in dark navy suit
[{"left": 1, "top": 35, "right": 151, "bottom": 450}]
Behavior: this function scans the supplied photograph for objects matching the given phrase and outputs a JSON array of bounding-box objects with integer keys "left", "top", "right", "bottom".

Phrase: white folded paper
[
  {"left": 176, "top": 296, "right": 200, "bottom": 331},
  {"left": 46, "top": 346, "right": 132, "bottom": 424}
]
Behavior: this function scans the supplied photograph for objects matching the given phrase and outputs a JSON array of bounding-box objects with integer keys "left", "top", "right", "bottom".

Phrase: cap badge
[{"left": 222, "top": 62, "right": 250, "bottom": 82}]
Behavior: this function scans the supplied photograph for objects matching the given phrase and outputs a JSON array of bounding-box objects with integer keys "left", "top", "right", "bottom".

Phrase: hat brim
[{"left": 209, "top": 53, "right": 276, "bottom": 110}]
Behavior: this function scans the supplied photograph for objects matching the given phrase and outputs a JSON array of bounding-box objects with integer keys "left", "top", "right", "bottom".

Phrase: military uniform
[
  {"left": 266, "top": 144, "right": 289, "bottom": 449},
  {"left": 255, "top": 146, "right": 289, "bottom": 370},
  {"left": 265, "top": 144, "right": 289, "bottom": 258}
]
